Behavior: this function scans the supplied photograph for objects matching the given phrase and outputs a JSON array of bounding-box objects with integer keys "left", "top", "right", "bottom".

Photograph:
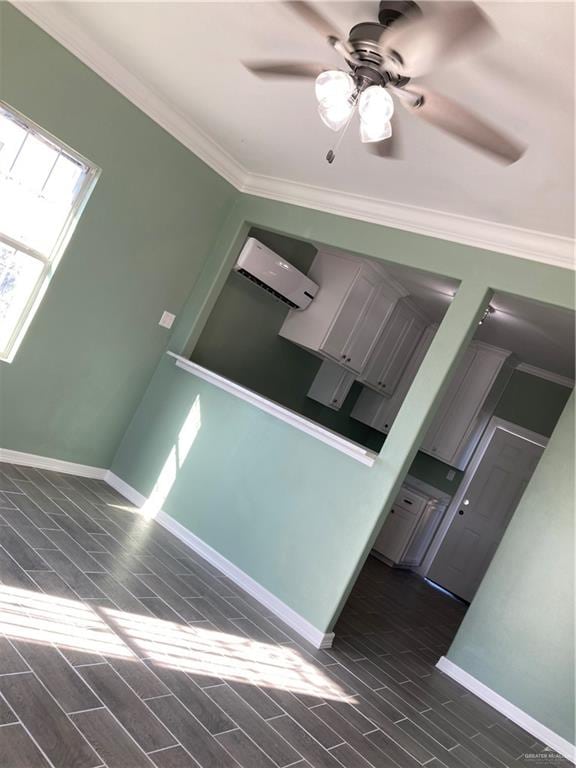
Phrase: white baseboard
[
  {"left": 0, "top": 448, "right": 108, "bottom": 479},
  {"left": 104, "top": 470, "right": 147, "bottom": 507},
  {"left": 436, "top": 657, "right": 575, "bottom": 763},
  {"left": 105, "top": 471, "right": 334, "bottom": 650},
  {"left": 0, "top": 447, "right": 334, "bottom": 648}
]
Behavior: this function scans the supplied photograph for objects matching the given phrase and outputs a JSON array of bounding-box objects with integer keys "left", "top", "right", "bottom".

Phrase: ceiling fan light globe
[
  {"left": 360, "top": 118, "right": 392, "bottom": 143},
  {"left": 315, "top": 70, "right": 355, "bottom": 106},
  {"left": 358, "top": 86, "right": 395, "bottom": 122},
  {"left": 318, "top": 97, "right": 353, "bottom": 131}
]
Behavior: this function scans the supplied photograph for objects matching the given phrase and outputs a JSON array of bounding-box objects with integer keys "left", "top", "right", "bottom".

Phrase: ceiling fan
[{"left": 244, "top": 1, "right": 525, "bottom": 164}]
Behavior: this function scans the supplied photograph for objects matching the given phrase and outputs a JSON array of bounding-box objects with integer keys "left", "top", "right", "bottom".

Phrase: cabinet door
[
  {"left": 307, "top": 360, "right": 355, "bottom": 410},
  {"left": 343, "top": 284, "right": 396, "bottom": 373},
  {"left": 320, "top": 271, "right": 379, "bottom": 368},
  {"left": 376, "top": 325, "right": 436, "bottom": 432},
  {"left": 351, "top": 325, "right": 436, "bottom": 434},
  {"left": 421, "top": 346, "right": 509, "bottom": 468},
  {"left": 350, "top": 387, "right": 388, "bottom": 430},
  {"left": 420, "top": 347, "right": 476, "bottom": 459},
  {"left": 373, "top": 505, "right": 419, "bottom": 563},
  {"left": 361, "top": 302, "right": 425, "bottom": 395}
]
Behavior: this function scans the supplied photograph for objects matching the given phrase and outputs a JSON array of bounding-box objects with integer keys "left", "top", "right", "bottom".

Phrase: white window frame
[{"left": 0, "top": 100, "right": 100, "bottom": 363}]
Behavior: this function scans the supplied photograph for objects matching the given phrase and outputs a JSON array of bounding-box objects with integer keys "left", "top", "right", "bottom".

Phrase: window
[{"left": 0, "top": 102, "right": 99, "bottom": 362}]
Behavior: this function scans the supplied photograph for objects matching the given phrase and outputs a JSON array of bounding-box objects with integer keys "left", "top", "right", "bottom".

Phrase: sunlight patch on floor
[
  {"left": 107, "top": 606, "right": 348, "bottom": 700},
  {"left": 0, "top": 585, "right": 351, "bottom": 702},
  {"left": 0, "top": 586, "right": 134, "bottom": 658}
]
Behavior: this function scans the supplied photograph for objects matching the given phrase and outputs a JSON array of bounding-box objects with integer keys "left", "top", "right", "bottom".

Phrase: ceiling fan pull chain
[{"left": 326, "top": 103, "right": 357, "bottom": 164}]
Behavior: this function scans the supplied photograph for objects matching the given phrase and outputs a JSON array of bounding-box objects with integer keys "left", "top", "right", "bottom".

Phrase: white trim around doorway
[{"left": 417, "top": 417, "right": 548, "bottom": 578}]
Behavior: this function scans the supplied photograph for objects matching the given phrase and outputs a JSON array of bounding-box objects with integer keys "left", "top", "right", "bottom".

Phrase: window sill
[{"left": 167, "top": 352, "right": 377, "bottom": 467}]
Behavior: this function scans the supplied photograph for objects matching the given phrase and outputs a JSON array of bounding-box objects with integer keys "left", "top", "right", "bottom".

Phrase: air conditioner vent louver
[
  {"left": 237, "top": 268, "right": 299, "bottom": 309},
  {"left": 233, "top": 237, "right": 319, "bottom": 310}
]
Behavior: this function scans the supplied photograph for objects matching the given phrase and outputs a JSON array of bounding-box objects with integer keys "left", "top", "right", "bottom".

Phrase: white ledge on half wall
[
  {"left": 167, "top": 352, "right": 377, "bottom": 468},
  {"left": 13, "top": 0, "right": 576, "bottom": 273}
]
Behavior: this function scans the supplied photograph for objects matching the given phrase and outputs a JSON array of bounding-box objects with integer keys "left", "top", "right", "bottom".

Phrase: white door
[{"left": 427, "top": 426, "right": 545, "bottom": 602}]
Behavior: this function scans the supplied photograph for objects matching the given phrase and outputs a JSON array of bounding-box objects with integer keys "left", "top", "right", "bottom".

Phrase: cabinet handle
[
  {"left": 377, "top": 381, "right": 382, "bottom": 385},
  {"left": 347, "top": 357, "right": 351, "bottom": 362},
  {"left": 403, "top": 499, "right": 413, "bottom": 506},
  {"left": 332, "top": 398, "right": 338, "bottom": 404},
  {"left": 384, "top": 424, "right": 389, "bottom": 429},
  {"left": 341, "top": 354, "right": 346, "bottom": 359},
  {"left": 390, "top": 509, "right": 395, "bottom": 514}
]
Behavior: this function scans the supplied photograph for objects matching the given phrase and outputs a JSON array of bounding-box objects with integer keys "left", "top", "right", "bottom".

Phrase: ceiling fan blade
[
  {"left": 284, "top": 1, "right": 342, "bottom": 41},
  {"left": 401, "top": 86, "right": 525, "bottom": 164},
  {"left": 367, "top": 127, "right": 402, "bottom": 160},
  {"left": 243, "top": 61, "right": 326, "bottom": 79},
  {"left": 380, "top": 2, "right": 495, "bottom": 78}
]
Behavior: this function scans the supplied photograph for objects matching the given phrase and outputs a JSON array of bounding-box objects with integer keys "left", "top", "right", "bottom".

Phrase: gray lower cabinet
[{"left": 373, "top": 484, "right": 448, "bottom": 568}]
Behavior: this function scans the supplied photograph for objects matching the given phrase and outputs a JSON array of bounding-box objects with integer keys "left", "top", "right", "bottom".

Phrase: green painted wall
[
  {"left": 112, "top": 195, "right": 574, "bottom": 625},
  {"left": 495, "top": 370, "right": 572, "bottom": 436},
  {"left": 447, "top": 393, "right": 575, "bottom": 743},
  {"left": 2, "top": 8, "right": 574, "bottom": 744},
  {"left": 0, "top": 5, "right": 237, "bottom": 466}
]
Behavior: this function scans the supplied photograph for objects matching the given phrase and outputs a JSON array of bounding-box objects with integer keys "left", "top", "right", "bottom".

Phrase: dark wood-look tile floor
[{"left": 0, "top": 462, "right": 570, "bottom": 768}]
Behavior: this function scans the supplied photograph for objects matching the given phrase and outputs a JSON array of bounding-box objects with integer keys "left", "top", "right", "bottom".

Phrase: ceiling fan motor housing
[
  {"left": 348, "top": 3, "right": 419, "bottom": 88},
  {"left": 378, "top": 1, "right": 421, "bottom": 28}
]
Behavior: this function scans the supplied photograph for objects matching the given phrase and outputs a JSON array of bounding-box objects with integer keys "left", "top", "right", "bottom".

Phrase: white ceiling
[
  {"left": 43, "top": 0, "right": 575, "bottom": 246},
  {"left": 390, "top": 263, "right": 575, "bottom": 377}
]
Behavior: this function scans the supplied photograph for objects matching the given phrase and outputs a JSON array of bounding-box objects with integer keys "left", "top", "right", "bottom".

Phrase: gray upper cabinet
[
  {"left": 420, "top": 343, "right": 515, "bottom": 469},
  {"left": 359, "top": 299, "right": 426, "bottom": 395},
  {"left": 352, "top": 325, "right": 436, "bottom": 432},
  {"left": 279, "top": 251, "right": 404, "bottom": 375},
  {"left": 353, "top": 337, "right": 516, "bottom": 471},
  {"left": 307, "top": 359, "right": 355, "bottom": 410}
]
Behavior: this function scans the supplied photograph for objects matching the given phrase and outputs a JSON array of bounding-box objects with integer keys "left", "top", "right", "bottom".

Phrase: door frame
[{"left": 417, "top": 417, "right": 548, "bottom": 579}]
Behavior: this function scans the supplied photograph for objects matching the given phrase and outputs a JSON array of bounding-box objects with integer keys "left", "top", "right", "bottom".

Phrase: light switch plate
[
  {"left": 446, "top": 469, "right": 456, "bottom": 481},
  {"left": 159, "top": 311, "right": 176, "bottom": 329}
]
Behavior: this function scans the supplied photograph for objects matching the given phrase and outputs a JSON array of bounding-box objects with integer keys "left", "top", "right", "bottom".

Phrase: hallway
[{"left": 0, "top": 461, "right": 569, "bottom": 767}]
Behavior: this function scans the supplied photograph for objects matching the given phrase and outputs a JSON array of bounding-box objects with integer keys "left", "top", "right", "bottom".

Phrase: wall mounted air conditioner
[{"left": 234, "top": 237, "right": 319, "bottom": 310}]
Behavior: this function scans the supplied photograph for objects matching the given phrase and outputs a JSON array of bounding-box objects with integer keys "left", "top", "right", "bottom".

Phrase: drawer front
[{"left": 395, "top": 488, "right": 427, "bottom": 516}]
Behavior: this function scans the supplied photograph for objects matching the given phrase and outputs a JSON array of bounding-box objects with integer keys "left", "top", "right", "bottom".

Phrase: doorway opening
[{"left": 332, "top": 291, "right": 573, "bottom": 697}]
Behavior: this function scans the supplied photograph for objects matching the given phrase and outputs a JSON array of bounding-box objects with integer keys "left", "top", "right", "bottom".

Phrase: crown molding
[
  {"left": 516, "top": 362, "right": 574, "bottom": 389},
  {"left": 12, "top": 1, "right": 575, "bottom": 272},
  {"left": 12, "top": 1, "right": 247, "bottom": 189},
  {"left": 240, "top": 173, "right": 575, "bottom": 270}
]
